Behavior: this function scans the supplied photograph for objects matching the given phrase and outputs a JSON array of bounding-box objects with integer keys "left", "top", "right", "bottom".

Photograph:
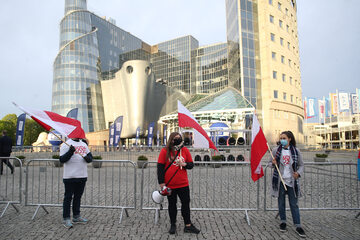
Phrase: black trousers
[
  {"left": 63, "top": 179, "right": 86, "bottom": 219},
  {"left": 0, "top": 153, "right": 14, "bottom": 174},
  {"left": 167, "top": 186, "right": 191, "bottom": 225}
]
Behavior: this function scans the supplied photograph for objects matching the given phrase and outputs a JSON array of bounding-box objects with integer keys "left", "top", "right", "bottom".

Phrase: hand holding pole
[{"left": 267, "top": 143, "right": 287, "bottom": 191}]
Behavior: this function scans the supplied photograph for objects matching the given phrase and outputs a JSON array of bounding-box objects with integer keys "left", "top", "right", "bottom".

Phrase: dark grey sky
[{"left": 0, "top": 0, "right": 358, "bottom": 118}]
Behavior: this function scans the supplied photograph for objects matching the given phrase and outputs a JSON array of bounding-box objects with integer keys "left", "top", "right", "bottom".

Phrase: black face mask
[{"left": 173, "top": 137, "right": 182, "bottom": 146}]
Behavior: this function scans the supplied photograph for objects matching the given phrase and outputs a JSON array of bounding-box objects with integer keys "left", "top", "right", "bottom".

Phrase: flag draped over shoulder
[
  {"left": 177, "top": 101, "right": 218, "bottom": 151},
  {"left": 13, "top": 103, "right": 85, "bottom": 139},
  {"left": 250, "top": 113, "right": 267, "bottom": 182}
]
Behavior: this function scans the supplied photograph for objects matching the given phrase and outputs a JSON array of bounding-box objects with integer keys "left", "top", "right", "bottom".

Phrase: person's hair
[
  {"left": 280, "top": 131, "right": 296, "bottom": 147},
  {"left": 2, "top": 130, "right": 7, "bottom": 135},
  {"left": 165, "top": 132, "right": 181, "bottom": 160}
]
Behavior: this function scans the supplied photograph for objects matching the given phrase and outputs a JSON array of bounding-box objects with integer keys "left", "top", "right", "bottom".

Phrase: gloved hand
[
  {"left": 69, "top": 145, "right": 76, "bottom": 153},
  {"left": 83, "top": 152, "right": 93, "bottom": 163}
]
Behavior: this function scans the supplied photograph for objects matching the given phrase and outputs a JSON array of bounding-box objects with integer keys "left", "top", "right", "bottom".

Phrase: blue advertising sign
[
  {"left": 66, "top": 108, "right": 78, "bottom": 119},
  {"left": 15, "top": 113, "right": 26, "bottom": 146},
  {"left": 163, "top": 125, "right": 167, "bottom": 146},
  {"left": 109, "top": 123, "right": 115, "bottom": 147},
  {"left": 156, "top": 130, "right": 160, "bottom": 147},
  {"left": 147, "top": 122, "right": 155, "bottom": 147},
  {"left": 135, "top": 127, "right": 140, "bottom": 146},
  {"left": 113, "top": 116, "right": 123, "bottom": 147}
]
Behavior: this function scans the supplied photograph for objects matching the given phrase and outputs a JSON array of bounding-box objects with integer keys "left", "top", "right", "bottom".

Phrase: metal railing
[
  {"left": 0, "top": 157, "right": 22, "bottom": 217},
  {"left": 264, "top": 162, "right": 359, "bottom": 212},
  {"left": 25, "top": 159, "right": 137, "bottom": 222},
  {"left": 140, "top": 161, "right": 259, "bottom": 225}
]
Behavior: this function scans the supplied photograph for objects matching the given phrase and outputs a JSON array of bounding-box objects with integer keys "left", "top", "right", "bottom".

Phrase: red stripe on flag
[
  {"left": 178, "top": 113, "right": 217, "bottom": 151},
  {"left": 250, "top": 127, "right": 267, "bottom": 182}
]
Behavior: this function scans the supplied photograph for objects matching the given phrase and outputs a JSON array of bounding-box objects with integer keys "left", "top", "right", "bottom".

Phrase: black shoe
[
  {"left": 184, "top": 224, "right": 200, "bottom": 234},
  {"left": 279, "top": 223, "right": 287, "bottom": 232},
  {"left": 11, "top": 169, "right": 14, "bottom": 174},
  {"left": 169, "top": 224, "right": 176, "bottom": 234},
  {"left": 296, "top": 227, "right": 306, "bottom": 238}
]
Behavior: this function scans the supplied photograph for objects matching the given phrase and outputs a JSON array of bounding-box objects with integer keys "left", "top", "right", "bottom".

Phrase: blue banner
[
  {"left": 135, "top": 127, "right": 140, "bottom": 146},
  {"left": 163, "top": 125, "right": 167, "bottom": 146},
  {"left": 109, "top": 123, "right": 115, "bottom": 147},
  {"left": 66, "top": 108, "right": 78, "bottom": 119},
  {"left": 325, "top": 98, "right": 331, "bottom": 117},
  {"left": 156, "top": 130, "right": 160, "bottom": 147},
  {"left": 113, "top": 116, "right": 123, "bottom": 147},
  {"left": 15, "top": 113, "right": 26, "bottom": 146},
  {"left": 147, "top": 122, "right": 155, "bottom": 147}
]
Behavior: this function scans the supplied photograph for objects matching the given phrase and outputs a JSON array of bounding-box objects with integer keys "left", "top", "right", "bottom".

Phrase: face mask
[
  {"left": 280, "top": 139, "right": 288, "bottom": 147},
  {"left": 173, "top": 137, "right": 182, "bottom": 146}
]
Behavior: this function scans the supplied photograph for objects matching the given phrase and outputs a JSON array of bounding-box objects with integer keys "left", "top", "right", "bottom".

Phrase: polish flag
[
  {"left": 250, "top": 113, "right": 267, "bottom": 182},
  {"left": 13, "top": 103, "right": 85, "bottom": 139},
  {"left": 178, "top": 101, "right": 217, "bottom": 151}
]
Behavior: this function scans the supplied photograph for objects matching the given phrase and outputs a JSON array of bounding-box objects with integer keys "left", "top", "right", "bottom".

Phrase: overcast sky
[{"left": 0, "top": 0, "right": 359, "bottom": 119}]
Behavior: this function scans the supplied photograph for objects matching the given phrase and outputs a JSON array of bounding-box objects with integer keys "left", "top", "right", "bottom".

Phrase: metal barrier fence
[
  {"left": 25, "top": 159, "right": 136, "bottom": 222},
  {"left": 264, "top": 162, "right": 360, "bottom": 212},
  {"left": 140, "top": 161, "right": 259, "bottom": 225},
  {"left": 0, "top": 157, "right": 22, "bottom": 217}
]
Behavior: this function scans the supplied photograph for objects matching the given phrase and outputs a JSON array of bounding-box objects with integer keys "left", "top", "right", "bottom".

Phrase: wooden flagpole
[
  {"left": 267, "top": 143, "right": 287, "bottom": 191},
  {"left": 49, "top": 130, "right": 86, "bottom": 158}
]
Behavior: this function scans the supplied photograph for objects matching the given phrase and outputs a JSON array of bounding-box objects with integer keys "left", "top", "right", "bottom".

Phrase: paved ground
[
  {"left": 0, "top": 205, "right": 359, "bottom": 239},
  {"left": 1, "top": 150, "right": 359, "bottom": 239}
]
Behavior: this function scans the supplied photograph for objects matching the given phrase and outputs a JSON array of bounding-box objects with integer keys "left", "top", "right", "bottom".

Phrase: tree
[
  {"left": 0, "top": 114, "right": 17, "bottom": 144},
  {"left": 23, "top": 119, "right": 45, "bottom": 146}
]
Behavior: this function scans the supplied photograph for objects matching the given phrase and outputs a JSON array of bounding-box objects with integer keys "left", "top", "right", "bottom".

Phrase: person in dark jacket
[{"left": 0, "top": 130, "right": 14, "bottom": 174}]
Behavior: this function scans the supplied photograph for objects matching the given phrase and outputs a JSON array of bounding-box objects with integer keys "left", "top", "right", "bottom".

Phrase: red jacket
[{"left": 157, "top": 147, "right": 193, "bottom": 189}]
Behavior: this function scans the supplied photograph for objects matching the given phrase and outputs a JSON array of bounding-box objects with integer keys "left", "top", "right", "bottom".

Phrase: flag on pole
[
  {"left": 177, "top": 101, "right": 217, "bottom": 151},
  {"left": 13, "top": 103, "right": 85, "bottom": 139},
  {"left": 250, "top": 113, "right": 267, "bottom": 182}
]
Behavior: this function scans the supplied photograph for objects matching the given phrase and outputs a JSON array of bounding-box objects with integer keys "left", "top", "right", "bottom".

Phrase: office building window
[
  {"left": 282, "top": 73, "right": 286, "bottom": 82},
  {"left": 280, "top": 37, "right": 284, "bottom": 46},
  {"left": 289, "top": 76, "right": 293, "bottom": 84},
  {"left": 288, "top": 59, "right": 292, "bottom": 67},
  {"left": 270, "top": 15, "right": 274, "bottom": 23},
  {"left": 283, "top": 92, "right": 287, "bottom": 101},
  {"left": 286, "top": 25, "right": 289, "bottom": 32},
  {"left": 269, "top": 0, "right": 273, "bottom": 4},
  {"left": 274, "top": 90, "right": 278, "bottom": 99},
  {"left": 271, "top": 33, "right": 275, "bottom": 42},
  {"left": 279, "top": 20, "right": 283, "bottom": 28},
  {"left": 291, "top": 95, "right": 294, "bottom": 103},
  {"left": 281, "top": 55, "right": 285, "bottom": 63},
  {"left": 272, "top": 52, "right": 276, "bottom": 60},
  {"left": 273, "top": 71, "right": 277, "bottom": 79},
  {"left": 287, "top": 42, "right": 290, "bottom": 49},
  {"left": 285, "top": 8, "right": 288, "bottom": 15},
  {"left": 278, "top": 2, "right": 281, "bottom": 10}
]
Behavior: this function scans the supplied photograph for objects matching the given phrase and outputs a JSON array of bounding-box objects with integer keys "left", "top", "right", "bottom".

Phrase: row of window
[
  {"left": 269, "top": 14, "right": 297, "bottom": 39},
  {"left": 272, "top": 70, "right": 300, "bottom": 87},
  {"left": 273, "top": 90, "right": 301, "bottom": 105},
  {"left": 269, "top": 0, "right": 296, "bottom": 20},
  {"left": 271, "top": 52, "right": 297, "bottom": 71}
]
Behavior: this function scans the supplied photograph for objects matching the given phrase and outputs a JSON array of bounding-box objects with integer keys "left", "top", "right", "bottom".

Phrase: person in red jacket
[{"left": 157, "top": 132, "right": 200, "bottom": 235}]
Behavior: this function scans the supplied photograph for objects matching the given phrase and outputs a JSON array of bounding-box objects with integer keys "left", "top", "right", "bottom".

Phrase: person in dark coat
[{"left": 0, "top": 130, "right": 14, "bottom": 174}]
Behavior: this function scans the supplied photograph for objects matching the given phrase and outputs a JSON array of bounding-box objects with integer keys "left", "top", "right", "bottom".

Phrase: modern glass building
[
  {"left": 191, "top": 43, "right": 228, "bottom": 94},
  {"left": 52, "top": 0, "right": 147, "bottom": 132},
  {"left": 151, "top": 36, "right": 199, "bottom": 94},
  {"left": 225, "top": 0, "right": 260, "bottom": 107}
]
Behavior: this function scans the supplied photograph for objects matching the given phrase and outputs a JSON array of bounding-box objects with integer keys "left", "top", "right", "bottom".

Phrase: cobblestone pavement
[{"left": 0, "top": 205, "right": 359, "bottom": 239}]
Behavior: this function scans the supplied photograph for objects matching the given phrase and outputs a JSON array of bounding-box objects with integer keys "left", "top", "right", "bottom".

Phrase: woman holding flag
[
  {"left": 60, "top": 136, "right": 93, "bottom": 228},
  {"left": 269, "top": 131, "right": 306, "bottom": 238},
  {"left": 157, "top": 132, "right": 200, "bottom": 235}
]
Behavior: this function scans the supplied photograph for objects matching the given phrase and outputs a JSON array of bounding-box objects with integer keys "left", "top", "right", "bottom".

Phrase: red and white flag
[
  {"left": 250, "top": 113, "right": 267, "bottom": 182},
  {"left": 178, "top": 101, "right": 217, "bottom": 151},
  {"left": 13, "top": 103, "right": 85, "bottom": 139}
]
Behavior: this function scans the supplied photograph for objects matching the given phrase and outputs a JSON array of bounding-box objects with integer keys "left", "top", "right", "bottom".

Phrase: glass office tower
[
  {"left": 52, "top": 0, "right": 147, "bottom": 132},
  {"left": 225, "top": 0, "right": 260, "bottom": 107},
  {"left": 151, "top": 36, "right": 199, "bottom": 94},
  {"left": 191, "top": 43, "right": 228, "bottom": 94}
]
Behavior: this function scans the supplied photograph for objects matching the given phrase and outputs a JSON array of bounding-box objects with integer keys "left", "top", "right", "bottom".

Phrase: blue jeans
[{"left": 278, "top": 183, "right": 301, "bottom": 227}]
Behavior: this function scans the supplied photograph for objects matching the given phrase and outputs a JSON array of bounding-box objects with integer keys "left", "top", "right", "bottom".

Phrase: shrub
[
  {"left": 315, "top": 153, "right": 328, "bottom": 158},
  {"left": 137, "top": 155, "right": 148, "bottom": 161},
  {"left": 137, "top": 155, "right": 148, "bottom": 168},
  {"left": 52, "top": 155, "right": 60, "bottom": 159}
]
